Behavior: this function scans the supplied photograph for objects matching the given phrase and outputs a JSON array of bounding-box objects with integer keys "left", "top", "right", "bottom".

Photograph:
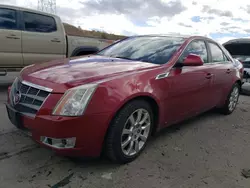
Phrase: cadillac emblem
[{"left": 13, "top": 90, "right": 21, "bottom": 105}]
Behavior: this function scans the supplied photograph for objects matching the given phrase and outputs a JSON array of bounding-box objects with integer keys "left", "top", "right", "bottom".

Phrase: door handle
[
  {"left": 205, "top": 73, "right": 213, "bottom": 79},
  {"left": 51, "top": 38, "right": 61, "bottom": 43},
  {"left": 6, "top": 35, "right": 20, "bottom": 39},
  {"left": 226, "top": 69, "right": 231, "bottom": 74}
]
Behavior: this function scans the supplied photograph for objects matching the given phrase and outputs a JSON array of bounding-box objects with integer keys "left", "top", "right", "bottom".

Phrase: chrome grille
[{"left": 10, "top": 79, "right": 52, "bottom": 117}]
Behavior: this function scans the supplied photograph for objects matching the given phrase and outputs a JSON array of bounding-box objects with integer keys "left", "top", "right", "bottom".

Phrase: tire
[
  {"left": 105, "top": 100, "right": 154, "bottom": 164},
  {"left": 220, "top": 83, "right": 240, "bottom": 115}
]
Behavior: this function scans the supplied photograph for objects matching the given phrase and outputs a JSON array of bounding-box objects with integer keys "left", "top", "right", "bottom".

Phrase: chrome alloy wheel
[
  {"left": 228, "top": 86, "right": 239, "bottom": 111},
  {"left": 121, "top": 109, "right": 151, "bottom": 156}
]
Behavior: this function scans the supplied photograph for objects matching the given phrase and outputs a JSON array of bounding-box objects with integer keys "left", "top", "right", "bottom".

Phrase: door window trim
[
  {"left": 21, "top": 11, "right": 57, "bottom": 33},
  {"left": 175, "top": 39, "right": 209, "bottom": 65},
  {"left": 0, "top": 8, "right": 21, "bottom": 31},
  {"left": 206, "top": 40, "right": 232, "bottom": 64}
]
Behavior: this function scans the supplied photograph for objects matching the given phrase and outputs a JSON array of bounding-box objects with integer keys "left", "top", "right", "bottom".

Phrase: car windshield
[{"left": 97, "top": 36, "right": 186, "bottom": 65}]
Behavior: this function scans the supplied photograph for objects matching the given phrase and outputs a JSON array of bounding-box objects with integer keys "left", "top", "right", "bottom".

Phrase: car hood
[{"left": 21, "top": 55, "right": 159, "bottom": 92}]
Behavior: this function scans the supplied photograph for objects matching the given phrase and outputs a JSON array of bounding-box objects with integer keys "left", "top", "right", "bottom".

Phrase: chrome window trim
[
  {"left": 155, "top": 38, "right": 204, "bottom": 80},
  {"left": 177, "top": 39, "right": 209, "bottom": 64},
  {"left": 172, "top": 38, "right": 234, "bottom": 66},
  {"left": 155, "top": 37, "right": 234, "bottom": 80}
]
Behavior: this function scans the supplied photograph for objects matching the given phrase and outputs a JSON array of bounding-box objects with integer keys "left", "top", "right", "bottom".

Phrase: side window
[
  {"left": 208, "top": 42, "right": 225, "bottom": 63},
  {"left": 0, "top": 8, "right": 17, "bottom": 30},
  {"left": 180, "top": 40, "right": 208, "bottom": 63},
  {"left": 23, "top": 12, "right": 57, "bottom": 33}
]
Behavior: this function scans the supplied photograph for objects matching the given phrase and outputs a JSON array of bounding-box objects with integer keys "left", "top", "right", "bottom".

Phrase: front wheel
[
  {"left": 105, "top": 100, "right": 153, "bottom": 164},
  {"left": 220, "top": 83, "right": 240, "bottom": 115}
]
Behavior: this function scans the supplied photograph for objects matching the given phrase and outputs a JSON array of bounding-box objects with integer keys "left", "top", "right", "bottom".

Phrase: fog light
[{"left": 41, "top": 136, "right": 76, "bottom": 149}]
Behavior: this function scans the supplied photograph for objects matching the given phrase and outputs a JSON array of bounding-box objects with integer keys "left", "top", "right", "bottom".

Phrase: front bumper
[{"left": 6, "top": 103, "right": 112, "bottom": 157}]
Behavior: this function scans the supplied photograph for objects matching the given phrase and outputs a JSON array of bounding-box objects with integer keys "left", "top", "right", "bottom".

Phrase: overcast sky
[{"left": 2, "top": 0, "right": 250, "bottom": 43}]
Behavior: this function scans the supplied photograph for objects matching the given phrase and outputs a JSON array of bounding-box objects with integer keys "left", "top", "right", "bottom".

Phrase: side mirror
[{"left": 183, "top": 54, "right": 204, "bottom": 66}]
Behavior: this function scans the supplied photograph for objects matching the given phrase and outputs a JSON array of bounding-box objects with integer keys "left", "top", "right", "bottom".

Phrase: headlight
[{"left": 52, "top": 84, "right": 98, "bottom": 116}]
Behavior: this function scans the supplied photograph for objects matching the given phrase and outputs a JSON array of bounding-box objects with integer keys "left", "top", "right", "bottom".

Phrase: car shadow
[
  {"left": 148, "top": 109, "right": 221, "bottom": 145},
  {"left": 241, "top": 83, "right": 250, "bottom": 96},
  {"left": 241, "top": 89, "right": 250, "bottom": 96},
  {"left": 67, "top": 156, "right": 121, "bottom": 172},
  {"left": 68, "top": 109, "right": 220, "bottom": 166}
]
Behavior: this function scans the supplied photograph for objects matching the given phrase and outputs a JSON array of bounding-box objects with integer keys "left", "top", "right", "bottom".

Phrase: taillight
[
  {"left": 239, "top": 61, "right": 244, "bottom": 73},
  {"left": 240, "top": 68, "right": 244, "bottom": 74}
]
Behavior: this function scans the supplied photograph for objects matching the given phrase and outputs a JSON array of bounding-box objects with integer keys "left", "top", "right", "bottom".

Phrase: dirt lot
[{"left": 0, "top": 75, "right": 250, "bottom": 188}]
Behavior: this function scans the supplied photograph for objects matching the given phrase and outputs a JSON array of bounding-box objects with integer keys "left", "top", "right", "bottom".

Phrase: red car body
[{"left": 6, "top": 35, "right": 241, "bottom": 158}]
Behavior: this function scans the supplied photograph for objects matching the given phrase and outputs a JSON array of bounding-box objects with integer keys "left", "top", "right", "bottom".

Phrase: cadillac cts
[{"left": 6, "top": 35, "right": 241, "bottom": 163}]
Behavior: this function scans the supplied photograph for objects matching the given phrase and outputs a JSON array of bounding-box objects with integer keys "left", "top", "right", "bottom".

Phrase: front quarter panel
[{"left": 84, "top": 67, "right": 171, "bottom": 128}]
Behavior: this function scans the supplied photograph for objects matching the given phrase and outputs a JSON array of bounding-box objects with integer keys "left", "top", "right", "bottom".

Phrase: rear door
[
  {"left": 0, "top": 7, "right": 22, "bottom": 67},
  {"left": 166, "top": 40, "right": 214, "bottom": 124},
  {"left": 21, "top": 11, "right": 65, "bottom": 65},
  {"left": 206, "top": 42, "right": 235, "bottom": 105}
]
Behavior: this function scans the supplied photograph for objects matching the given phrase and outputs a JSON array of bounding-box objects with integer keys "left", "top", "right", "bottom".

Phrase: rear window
[
  {"left": 224, "top": 43, "right": 250, "bottom": 56},
  {"left": 23, "top": 12, "right": 57, "bottom": 33},
  {"left": 0, "top": 8, "right": 17, "bottom": 30}
]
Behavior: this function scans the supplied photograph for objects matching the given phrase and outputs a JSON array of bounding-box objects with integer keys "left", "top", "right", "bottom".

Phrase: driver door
[{"left": 166, "top": 40, "right": 214, "bottom": 124}]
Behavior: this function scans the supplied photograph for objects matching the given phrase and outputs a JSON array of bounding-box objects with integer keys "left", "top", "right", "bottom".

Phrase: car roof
[
  {"left": 0, "top": 4, "right": 59, "bottom": 19},
  {"left": 134, "top": 34, "right": 191, "bottom": 38},
  {"left": 129, "top": 34, "right": 213, "bottom": 41}
]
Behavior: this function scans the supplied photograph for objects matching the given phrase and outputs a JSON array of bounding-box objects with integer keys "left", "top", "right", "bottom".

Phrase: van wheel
[
  {"left": 105, "top": 100, "right": 153, "bottom": 164},
  {"left": 220, "top": 83, "right": 240, "bottom": 115}
]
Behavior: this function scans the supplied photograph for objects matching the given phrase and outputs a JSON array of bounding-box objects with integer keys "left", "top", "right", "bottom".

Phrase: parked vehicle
[
  {"left": 223, "top": 39, "right": 250, "bottom": 84},
  {"left": 0, "top": 4, "right": 113, "bottom": 75},
  {"left": 6, "top": 35, "right": 241, "bottom": 163},
  {"left": 232, "top": 58, "right": 244, "bottom": 82}
]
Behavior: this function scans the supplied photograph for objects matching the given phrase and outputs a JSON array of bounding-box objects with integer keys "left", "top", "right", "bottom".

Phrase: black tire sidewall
[
  {"left": 108, "top": 100, "right": 154, "bottom": 163},
  {"left": 223, "top": 83, "right": 240, "bottom": 114}
]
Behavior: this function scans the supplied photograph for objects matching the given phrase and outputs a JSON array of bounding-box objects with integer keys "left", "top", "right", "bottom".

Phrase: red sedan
[{"left": 6, "top": 35, "right": 241, "bottom": 163}]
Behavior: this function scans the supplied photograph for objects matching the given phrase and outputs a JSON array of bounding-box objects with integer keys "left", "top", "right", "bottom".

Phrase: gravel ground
[{"left": 0, "top": 74, "right": 250, "bottom": 188}]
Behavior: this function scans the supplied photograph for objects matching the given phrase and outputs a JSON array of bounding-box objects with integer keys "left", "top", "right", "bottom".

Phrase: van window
[
  {"left": 0, "top": 8, "right": 17, "bottom": 30},
  {"left": 23, "top": 12, "right": 56, "bottom": 33}
]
